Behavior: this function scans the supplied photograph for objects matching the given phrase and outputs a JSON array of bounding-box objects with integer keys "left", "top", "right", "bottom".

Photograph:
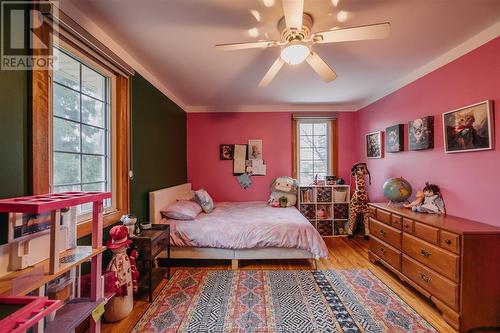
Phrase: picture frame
[
  {"left": 233, "top": 144, "right": 247, "bottom": 175},
  {"left": 247, "top": 139, "right": 263, "bottom": 160},
  {"left": 325, "top": 175, "right": 336, "bottom": 185},
  {"left": 443, "top": 100, "right": 494, "bottom": 153},
  {"left": 365, "top": 131, "right": 383, "bottom": 158},
  {"left": 219, "top": 144, "right": 234, "bottom": 160},
  {"left": 409, "top": 116, "right": 434, "bottom": 151},
  {"left": 385, "top": 124, "right": 404, "bottom": 152}
]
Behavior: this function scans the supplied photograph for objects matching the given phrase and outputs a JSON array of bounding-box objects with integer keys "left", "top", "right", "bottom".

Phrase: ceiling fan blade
[
  {"left": 312, "top": 22, "right": 390, "bottom": 44},
  {"left": 215, "top": 40, "right": 278, "bottom": 51},
  {"left": 282, "top": 0, "right": 304, "bottom": 31},
  {"left": 306, "top": 52, "right": 337, "bottom": 82},
  {"left": 259, "top": 57, "right": 285, "bottom": 87}
]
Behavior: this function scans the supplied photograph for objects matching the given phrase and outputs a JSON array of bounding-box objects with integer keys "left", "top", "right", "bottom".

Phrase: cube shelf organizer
[
  {"left": 0, "top": 191, "right": 111, "bottom": 333},
  {"left": 298, "top": 185, "right": 350, "bottom": 237}
]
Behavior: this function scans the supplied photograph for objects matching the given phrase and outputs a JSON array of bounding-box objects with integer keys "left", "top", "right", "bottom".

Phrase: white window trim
[
  {"left": 50, "top": 39, "right": 118, "bottom": 222},
  {"left": 296, "top": 119, "right": 332, "bottom": 185}
]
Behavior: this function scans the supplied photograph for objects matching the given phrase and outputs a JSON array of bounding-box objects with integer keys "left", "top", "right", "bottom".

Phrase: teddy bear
[{"left": 268, "top": 176, "right": 298, "bottom": 207}]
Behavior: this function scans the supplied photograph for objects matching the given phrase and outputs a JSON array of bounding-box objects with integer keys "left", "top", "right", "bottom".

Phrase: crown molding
[
  {"left": 185, "top": 104, "right": 359, "bottom": 113},
  {"left": 57, "top": 0, "right": 188, "bottom": 111},
  {"left": 358, "top": 20, "right": 500, "bottom": 111}
]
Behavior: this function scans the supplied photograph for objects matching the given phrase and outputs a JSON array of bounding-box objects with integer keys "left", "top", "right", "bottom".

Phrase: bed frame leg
[
  {"left": 231, "top": 259, "right": 239, "bottom": 270},
  {"left": 312, "top": 259, "right": 318, "bottom": 270}
]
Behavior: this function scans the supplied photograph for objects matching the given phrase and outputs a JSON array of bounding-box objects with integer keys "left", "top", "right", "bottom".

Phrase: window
[
  {"left": 52, "top": 46, "right": 112, "bottom": 214},
  {"left": 296, "top": 120, "right": 331, "bottom": 185}
]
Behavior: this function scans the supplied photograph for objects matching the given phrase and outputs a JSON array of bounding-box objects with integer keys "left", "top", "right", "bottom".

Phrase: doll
[{"left": 404, "top": 183, "right": 445, "bottom": 214}]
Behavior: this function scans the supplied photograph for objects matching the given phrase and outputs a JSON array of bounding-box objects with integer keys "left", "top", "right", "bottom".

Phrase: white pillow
[{"left": 194, "top": 189, "right": 214, "bottom": 213}]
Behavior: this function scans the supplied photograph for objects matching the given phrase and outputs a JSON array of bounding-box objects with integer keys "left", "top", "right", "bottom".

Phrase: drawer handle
[
  {"left": 380, "top": 248, "right": 386, "bottom": 254},
  {"left": 420, "top": 273, "right": 431, "bottom": 283},
  {"left": 444, "top": 239, "right": 452, "bottom": 245},
  {"left": 420, "top": 249, "right": 431, "bottom": 258},
  {"left": 379, "top": 230, "right": 386, "bottom": 236}
]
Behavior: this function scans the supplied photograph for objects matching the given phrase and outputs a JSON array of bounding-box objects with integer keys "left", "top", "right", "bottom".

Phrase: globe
[{"left": 382, "top": 177, "right": 412, "bottom": 203}]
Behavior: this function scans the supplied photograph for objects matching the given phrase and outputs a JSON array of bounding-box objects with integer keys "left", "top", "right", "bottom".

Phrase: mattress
[{"left": 161, "top": 201, "right": 328, "bottom": 258}]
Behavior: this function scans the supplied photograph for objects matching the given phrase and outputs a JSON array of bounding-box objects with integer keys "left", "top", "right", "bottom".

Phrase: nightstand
[{"left": 130, "top": 225, "right": 170, "bottom": 302}]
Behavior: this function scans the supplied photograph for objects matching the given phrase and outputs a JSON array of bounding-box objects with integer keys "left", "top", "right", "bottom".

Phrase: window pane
[
  {"left": 300, "top": 148, "right": 313, "bottom": 160},
  {"left": 82, "top": 182, "right": 105, "bottom": 192},
  {"left": 300, "top": 173, "right": 313, "bottom": 186},
  {"left": 53, "top": 118, "right": 81, "bottom": 153},
  {"left": 54, "top": 152, "right": 80, "bottom": 185},
  {"left": 314, "top": 135, "right": 327, "bottom": 147},
  {"left": 300, "top": 160, "right": 314, "bottom": 174},
  {"left": 82, "top": 125, "right": 105, "bottom": 155},
  {"left": 54, "top": 84, "right": 80, "bottom": 121},
  {"left": 314, "top": 123, "right": 327, "bottom": 135},
  {"left": 54, "top": 184, "right": 81, "bottom": 193},
  {"left": 315, "top": 162, "right": 327, "bottom": 172},
  {"left": 82, "top": 96, "right": 105, "bottom": 127},
  {"left": 317, "top": 173, "right": 326, "bottom": 180},
  {"left": 53, "top": 48, "right": 80, "bottom": 90},
  {"left": 314, "top": 148, "right": 327, "bottom": 162},
  {"left": 82, "top": 65, "right": 105, "bottom": 100},
  {"left": 82, "top": 155, "right": 105, "bottom": 183},
  {"left": 300, "top": 136, "right": 314, "bottom": 148},
  {"left": 299, "top": 123, "right": 312, "bottom": 136}
]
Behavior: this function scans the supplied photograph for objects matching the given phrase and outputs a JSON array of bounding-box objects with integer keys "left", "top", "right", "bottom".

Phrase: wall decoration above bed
[
  {"left": 248, "top": 139, "right": 263, "bottom": 160},
  {"left": 385, "top": 124, "right": 404, "bottom": 152},
  {"left": 443, "top": 100, "right": 494, "bottom": 153},
  {"left": 365, "top": 131, "right": 383, "bottom": 158},
  {"left": 409, "top": 116, "right": 434, "bottom": 150},
  {"left": 220, "top": 144, "right": 234, "bottom": 160},
  {"left": 233, "top": 144, "right": 247, "bottom": 175}
]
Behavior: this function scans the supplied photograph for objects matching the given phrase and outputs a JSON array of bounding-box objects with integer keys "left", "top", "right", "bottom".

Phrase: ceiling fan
[{"left": 215, "top": 0, "right": 390, "bottom": 87}]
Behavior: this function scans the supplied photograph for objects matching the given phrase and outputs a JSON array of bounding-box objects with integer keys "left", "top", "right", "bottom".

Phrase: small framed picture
[
  {"left": 248, "top": 139, "right": 263, "bottom": 160},
  {"left": 325, "top": 175, "right": 336, "bottom": 185},
  {"left": 409, "top": 116, "right": 434, "bottom": 151},
  {"left": 385, "top": 124, "right": 404, "bottom": 153},
  {"left": 219, "top": 144, "right": 234, "bottom": 160},
  {"left": 443, "top": 100, "right": 494, "bottom": 153},
  {"left": 366, "top": 131, "right": 383, "bottom": 158}
]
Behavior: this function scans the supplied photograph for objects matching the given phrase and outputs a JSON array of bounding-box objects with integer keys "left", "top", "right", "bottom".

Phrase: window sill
[{"left": 76, "top": 209, "right": 124, "bottom": 239}]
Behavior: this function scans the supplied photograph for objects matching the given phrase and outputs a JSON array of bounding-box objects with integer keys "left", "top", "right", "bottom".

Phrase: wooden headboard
[{"left": 149, "top": 183, "right": 192, "bottom": 224}]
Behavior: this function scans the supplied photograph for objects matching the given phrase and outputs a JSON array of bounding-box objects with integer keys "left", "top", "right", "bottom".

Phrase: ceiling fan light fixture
[{"left": 280, "top": 42, "right": 310, "bottom": 65}]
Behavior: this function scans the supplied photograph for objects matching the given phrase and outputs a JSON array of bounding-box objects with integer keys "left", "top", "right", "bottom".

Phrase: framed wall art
[
  {"left": 409, "top": 116, "right": 434, "bottom": 151},
  {"left": 366, "top": 131, "right": 383, "bottom": 159},
  {"left": 385, "top": 124, "right": 404, "bottom": 153},
  {"left": 443, "top": 100, "right": 494, "bottom": 153},
  {"left": 247, "top": 139, "right": 263, "bottom": 160},
  {"left": 219, "top": 144, "right": 234, "bottom": 160}
]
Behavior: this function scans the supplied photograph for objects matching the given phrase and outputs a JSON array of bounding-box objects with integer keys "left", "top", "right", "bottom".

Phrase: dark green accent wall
[{"left": 130, "top": 73, "right": 187, "bottom": 222}]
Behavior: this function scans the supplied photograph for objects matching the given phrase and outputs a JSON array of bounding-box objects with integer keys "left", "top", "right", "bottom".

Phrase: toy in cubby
[
  {"left": 317, "top": 220, "right": 333, "bottom": 236},
  {"left": 316, "top": 187, "right": 332, "bottom": 202},
  {"left": 334, "top": 203, "right": 349, "bottom": 219},
  {"left": 316, "top": 204, "right": 331, "bottom": 220},
  {"left": 334, "top": 220, "right": 349, "bottom": 235}
]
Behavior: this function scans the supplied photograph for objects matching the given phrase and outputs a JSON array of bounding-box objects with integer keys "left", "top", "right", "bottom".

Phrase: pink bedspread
[{"left": 161, "top": 201, "right": 328, "bottom": 258}]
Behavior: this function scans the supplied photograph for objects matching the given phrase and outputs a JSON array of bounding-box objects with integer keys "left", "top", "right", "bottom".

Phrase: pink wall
[
  {"left": 355, "top": 37, "right": 500, "bottom": 226},
  {"left": 187, "top": 112, "right": 357, "bottom": 202}
]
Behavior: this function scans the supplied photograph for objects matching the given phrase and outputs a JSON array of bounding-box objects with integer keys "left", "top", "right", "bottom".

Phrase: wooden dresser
[{"left": 368, "top": 203, "right": 500, "bottom": 332}]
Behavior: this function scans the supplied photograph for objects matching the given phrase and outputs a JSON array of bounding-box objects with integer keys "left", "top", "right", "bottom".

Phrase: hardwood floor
[{"left": 102, "top": 237, "right": 457, "bottom": 333}]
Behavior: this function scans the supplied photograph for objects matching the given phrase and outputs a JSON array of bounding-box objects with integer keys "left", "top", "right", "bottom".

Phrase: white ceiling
[{"left": 66, "top": 0, "right": 500, "bottom": 111}]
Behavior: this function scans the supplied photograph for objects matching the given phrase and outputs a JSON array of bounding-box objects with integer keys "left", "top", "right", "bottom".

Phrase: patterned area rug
[{"left": 132, "top": 270, "right": 436, "bottom": 333}]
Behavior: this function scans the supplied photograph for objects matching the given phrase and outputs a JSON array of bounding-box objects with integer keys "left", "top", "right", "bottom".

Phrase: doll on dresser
[{"left": 404, "top": 182, "right": 445, "bottom": 214}]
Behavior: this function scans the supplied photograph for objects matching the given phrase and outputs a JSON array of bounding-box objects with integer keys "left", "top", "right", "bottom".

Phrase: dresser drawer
[
  {"left": 402, "top": 218, "right": 414, "bottom": 234},
  {"left": 370, "top": 218, "right": 401, "bottom": 249},
  {"left": 402, "top": 233, "right": 459, "bottom": 282},
  {"left": 370, "top": 237, "right": 401, "bottom": 271},
  {"left": 414, "top": 221, "right": 439, "bottom": 244},
  {"left": 376, "top": 209, "right": 392, "bottom": 225},
  {"left": 440, "top": 230, "right": 460, "bottom": 254},
  {"left": 391, "top": 214, "right": 402, "bottom": 229},
  {"left": 402, "top": 255, "right": 459, "bottom": 310}
]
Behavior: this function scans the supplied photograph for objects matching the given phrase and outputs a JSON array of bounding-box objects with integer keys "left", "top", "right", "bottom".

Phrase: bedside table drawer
[{"left": 152, "top": 232, "right": 170, "bottom": 257}]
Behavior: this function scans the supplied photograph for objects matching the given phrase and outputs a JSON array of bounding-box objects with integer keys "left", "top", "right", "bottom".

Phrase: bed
[{"left": 150, "top": 183, "right": 328, "bottom": 269}]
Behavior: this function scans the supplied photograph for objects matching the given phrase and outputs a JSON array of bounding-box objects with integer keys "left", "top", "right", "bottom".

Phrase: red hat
[{"left": 106, "top": 225, "right": 132, "bottom": 249}]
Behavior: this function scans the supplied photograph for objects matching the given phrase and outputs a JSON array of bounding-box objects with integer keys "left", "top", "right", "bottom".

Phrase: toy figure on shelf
[
  {"left": 268, "top": 176, "right": 298, "bottom": 207},
  {"left": 404, "top": 182, "right": 446, "bottom": 214},
  {"left": 348, "top": 162, "right": 372, "bottom": 239},
  {"left": 104, "top": 225, "right": 134, "bottom": 322}
]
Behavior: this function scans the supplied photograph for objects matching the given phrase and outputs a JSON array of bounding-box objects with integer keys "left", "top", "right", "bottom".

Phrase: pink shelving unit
[{"left": 0, "top": 191, "right": 111, "bottom": 333}]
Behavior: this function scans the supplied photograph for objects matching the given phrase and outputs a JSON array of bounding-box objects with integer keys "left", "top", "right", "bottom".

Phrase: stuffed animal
[{"left": 268, "top": 176, "right": 298, "bottom": 207}]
